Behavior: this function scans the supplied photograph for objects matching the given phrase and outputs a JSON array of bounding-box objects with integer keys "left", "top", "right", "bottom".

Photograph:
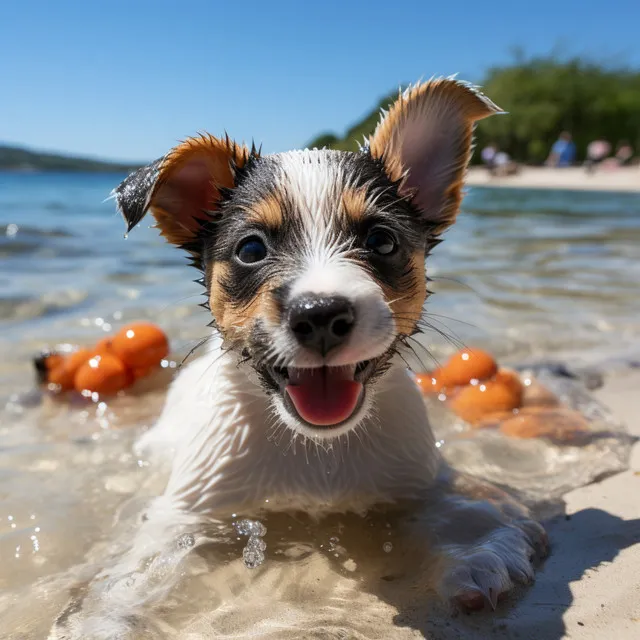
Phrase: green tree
[{"left": 307, "top": 55, "right": 640, "bottom": 165}]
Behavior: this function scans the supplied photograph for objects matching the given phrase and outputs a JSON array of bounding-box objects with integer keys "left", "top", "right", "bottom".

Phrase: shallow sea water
[{"left": 1, "top": 172, "right": 639, "bottom": 638}]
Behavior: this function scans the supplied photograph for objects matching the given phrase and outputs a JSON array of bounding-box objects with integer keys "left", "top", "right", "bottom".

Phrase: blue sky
[{"left": 2, "top": 0, "right": 638, "bottom": 162}]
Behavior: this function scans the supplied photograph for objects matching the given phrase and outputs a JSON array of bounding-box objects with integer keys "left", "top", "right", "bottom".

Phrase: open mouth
[{"left": 266, "top": 360, "right": 374, "bottom": 428}]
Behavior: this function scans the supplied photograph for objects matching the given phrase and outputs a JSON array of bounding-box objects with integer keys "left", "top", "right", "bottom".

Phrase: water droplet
[
  {"left": 234, "top": 519, "right": 267, "bottom": 537},
  {"left": 242, "top": 547, "right": 265, "bottom": 569},
  {"left": 176, "top": 533, "right": 195, "bottom": 549},
  {"left": 245, "top": 536, "right": 266, "bottom": 552},
  {"left": 383, "top": 542, "right": 393, "bottom": 553}
]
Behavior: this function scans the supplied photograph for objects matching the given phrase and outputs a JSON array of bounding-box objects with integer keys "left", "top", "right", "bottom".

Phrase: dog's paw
[{"left": 438, "top": 517, "right": 549, "bottom": 612}]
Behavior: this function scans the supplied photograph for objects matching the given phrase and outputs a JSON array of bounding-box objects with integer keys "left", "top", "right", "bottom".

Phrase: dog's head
[{"left": 114, "top": 79, "right": 500, "bottom": 438}]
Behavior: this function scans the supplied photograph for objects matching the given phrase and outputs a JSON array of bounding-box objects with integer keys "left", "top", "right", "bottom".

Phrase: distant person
[
  {"left": 584, "top": 139, "right": 611, "bottom": 173},
  {"left": 615, "top": 140, "right": 634, "bottom": 166},
  {"left": 546, "top": 132, "right": 576, "bottom": 167},
  {"left": 492, "top": 150, "right": 519, "bottom": 176},
  {"left": 481, "top": 143, "right": 498, "bottom": 174}
]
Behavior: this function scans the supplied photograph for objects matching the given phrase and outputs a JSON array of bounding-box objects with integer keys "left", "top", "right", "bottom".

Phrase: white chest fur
[{"left": 137, "top": 343, "right": 440, "bottom": 516}]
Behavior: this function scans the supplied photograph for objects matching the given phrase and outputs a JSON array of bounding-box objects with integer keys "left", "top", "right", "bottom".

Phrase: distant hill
[{"left": 0, "top": 144, "right": 144, "bottom": 172}]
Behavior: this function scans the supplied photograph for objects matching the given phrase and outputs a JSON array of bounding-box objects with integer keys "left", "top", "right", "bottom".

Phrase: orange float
[
  {"left": 34, "top": 322, "right": 170, "bottom": 397},
  {"left": 448, "top": 369, "right": 524, "bottom": 425},
  {"left": 111, "top": 322, "right": 169, "bottom": 370},
  {"left": 499, "top": 407, "right": 589, "bottom": 442},
  {"left": 47, "top": 348, "right": 93, "bottom": 392},
  {"left": 437, "top": 348, "right": 498, "bottom": 389},
  {"left": 415, "top": 348, "right": 499, "bottom": 395},
  {"left": 414, "top": 372, "right": 443, "bottom": 395},
  {"left": 74, "top": 353, "right": 134, "bottom": 396},
  {"left": 94, "top": 336, "right": 114, "bottom": 355}
]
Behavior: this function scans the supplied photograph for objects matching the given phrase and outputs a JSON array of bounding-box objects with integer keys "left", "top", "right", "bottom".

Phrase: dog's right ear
[
  {"left": 368, "top": 78, "right": 502, "bottom": 235},
  {"left": 113, "top": 135, "right": 253, "bottom": 247}
]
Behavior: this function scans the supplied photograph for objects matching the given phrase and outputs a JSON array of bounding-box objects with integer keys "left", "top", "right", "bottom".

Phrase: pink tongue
[{"left": 286, "top": 368, "right": 363, "bottom": 427}]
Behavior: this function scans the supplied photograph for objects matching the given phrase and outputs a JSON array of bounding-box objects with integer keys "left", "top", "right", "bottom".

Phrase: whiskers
[{"left": 389, "top": 305, "right": 477, "bottom": 373}]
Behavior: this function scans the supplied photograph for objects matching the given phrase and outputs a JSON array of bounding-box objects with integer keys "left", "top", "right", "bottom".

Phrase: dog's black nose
[{"left": 288, "top": 295, "right": 355, "bottom": 355}]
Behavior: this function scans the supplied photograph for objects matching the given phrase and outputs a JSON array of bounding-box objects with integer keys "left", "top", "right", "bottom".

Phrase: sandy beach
[{"left": 466, "top": 166, "right": 640, "bottom": 192}]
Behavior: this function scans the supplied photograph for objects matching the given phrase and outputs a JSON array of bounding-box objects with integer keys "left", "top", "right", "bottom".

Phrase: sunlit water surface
[{"left": 1, "top": 173, "right": 639, "bottom": 638}]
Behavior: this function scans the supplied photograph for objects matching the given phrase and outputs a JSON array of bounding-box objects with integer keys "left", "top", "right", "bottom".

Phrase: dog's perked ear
[
  {"left": 113, "top": 135, "right": 254, "bottom": 249},
  {"left": 368, "top": 78, "right": 502, "bottom": 234}
]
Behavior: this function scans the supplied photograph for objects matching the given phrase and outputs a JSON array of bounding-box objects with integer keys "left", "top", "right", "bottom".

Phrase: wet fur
[{"left": 50, "top": 78, "right": 548, "bottom": 638}]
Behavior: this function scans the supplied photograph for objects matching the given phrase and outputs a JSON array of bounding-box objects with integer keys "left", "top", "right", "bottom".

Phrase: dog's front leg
[{"left": 417, "top": 467, "right": 549, "bottom": 611}]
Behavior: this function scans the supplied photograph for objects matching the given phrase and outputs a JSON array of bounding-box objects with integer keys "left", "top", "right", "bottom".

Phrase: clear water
[{"left": 1, "top": 172, "right": 639, "bottom": 638}]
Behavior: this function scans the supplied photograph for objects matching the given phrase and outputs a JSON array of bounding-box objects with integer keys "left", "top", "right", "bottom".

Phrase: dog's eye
[
  {"left": 236, "top": 237, "right": 267, "bottom": 264},
  {"left": 365, "top": 229, "right": 397, "bottom": 256}
]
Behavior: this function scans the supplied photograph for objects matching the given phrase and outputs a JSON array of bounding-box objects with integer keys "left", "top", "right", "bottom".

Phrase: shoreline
[{"left": 466, "top": 166, "right": 640, "bottom": 193}]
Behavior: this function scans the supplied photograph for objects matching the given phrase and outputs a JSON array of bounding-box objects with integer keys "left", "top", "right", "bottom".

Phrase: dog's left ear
[
  {"left": 368, "top": 78, "right": 502, "bottom": 234},
  {"left": 113, "top": 135, "right": 253, "bottom": 248}
]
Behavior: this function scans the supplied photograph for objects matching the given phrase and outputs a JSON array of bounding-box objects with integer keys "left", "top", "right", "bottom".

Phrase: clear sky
[{"left": 2, "top": 0, "right": 638, "bottom": 162}]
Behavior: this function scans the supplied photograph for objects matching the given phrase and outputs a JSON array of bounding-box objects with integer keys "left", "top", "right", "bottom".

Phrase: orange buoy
[
  {"left": 94, "top": 336, "right": 114, "bottom": 355},
  {"left": 34, "top": 351, "right": 65, "bottom": 384},
  {"left": 414, "top": 371, "right": 445, "bottom": 394},
  {"left": 437, "top": 348, "right": 498, "bottom": 389},
  {"left": 111, "top": 322, "right": 169, "bottom": 370},
  {"left": 47, "top": 348, "right": 93, "bottom": 392},
  {"left": 521, "top": 377, "right": 561, "bottom": 408},
  {"left": 499, "top": 407, "right": 589, "bottom": 442},
  {"left": 74, "top": 353, "right": 133, "bottom": 396},
  {"left": 448, "top": 369, "right": 524, "bottom": 425}
]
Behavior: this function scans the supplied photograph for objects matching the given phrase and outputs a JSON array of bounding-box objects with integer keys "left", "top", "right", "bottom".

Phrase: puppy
[{"left": 52, "top": 78, "right": 549, "bottom": 638}]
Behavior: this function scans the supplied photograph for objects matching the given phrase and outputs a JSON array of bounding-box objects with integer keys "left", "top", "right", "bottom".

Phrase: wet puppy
[{"left": 53, "top": 78, "right": 548, "bottom": 637}]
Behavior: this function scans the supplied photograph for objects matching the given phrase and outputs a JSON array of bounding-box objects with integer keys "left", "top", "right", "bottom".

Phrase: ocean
[{"left": 1, "top": 172, "right": 640, "bottom": 637}]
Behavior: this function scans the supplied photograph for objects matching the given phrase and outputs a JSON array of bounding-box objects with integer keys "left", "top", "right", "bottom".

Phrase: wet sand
[{"left": 466, "top": 166, "right": 640, "bottom": 192}]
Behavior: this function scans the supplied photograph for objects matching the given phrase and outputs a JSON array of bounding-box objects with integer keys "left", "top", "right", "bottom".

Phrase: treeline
[{"left": 307, "top": 54, "right": 640, "bottom": 165}]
